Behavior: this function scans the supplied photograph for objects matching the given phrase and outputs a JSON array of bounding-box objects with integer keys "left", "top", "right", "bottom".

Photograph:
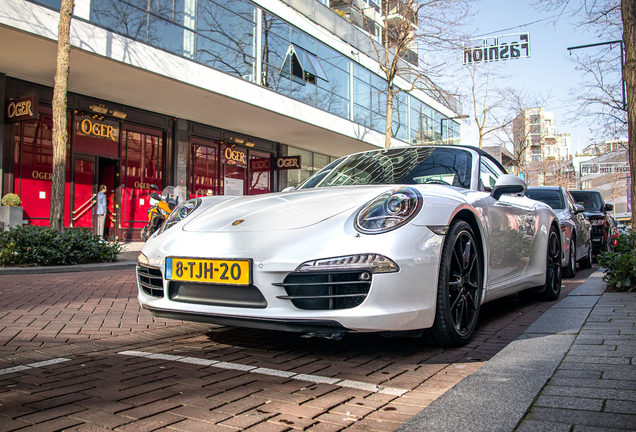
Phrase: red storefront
[
  {"left": 8, "top": 104, "right": 165, "bottom": 240},
  {"left": 3, "top": 81, "right": 283, "bottom": 240},
  {"left": 189, "top": 137, "right": 273, "bottom": 199}
]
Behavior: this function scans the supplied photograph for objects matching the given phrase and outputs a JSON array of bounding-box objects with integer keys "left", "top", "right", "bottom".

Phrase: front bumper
[{"left": 136, "top": 222, "right": 443, "bottom": 333}]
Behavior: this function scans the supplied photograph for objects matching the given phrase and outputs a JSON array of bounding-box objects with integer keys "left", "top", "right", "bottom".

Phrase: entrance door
[
  {"left": 98, "top": 157, "right": 118, "bottom": 240},
  {"left": 72, "top": 156, "right": 95, "bottom": 229},
  {"left": 222, "top": 144, "right": 247, "bottom": 196}
]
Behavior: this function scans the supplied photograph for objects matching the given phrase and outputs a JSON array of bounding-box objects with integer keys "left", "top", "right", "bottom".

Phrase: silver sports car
[
  {"left": 137, "top": 145, "right": 562, "bottom": 347},
  {"left": 525, "top": 186, "right": 593, "bottom": 278}
]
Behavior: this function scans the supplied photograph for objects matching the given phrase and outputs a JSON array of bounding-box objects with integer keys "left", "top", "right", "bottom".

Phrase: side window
[
  {"left": 479, "top": 160, "right": 500, "bottom": 191},
  {"left": 565, "top": 191, "right": 577, "bottom": 212}
]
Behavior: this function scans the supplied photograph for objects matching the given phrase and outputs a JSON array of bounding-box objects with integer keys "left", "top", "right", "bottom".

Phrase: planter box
[{"left": 0, "top": 206, "right": 25, "bottom": 231}]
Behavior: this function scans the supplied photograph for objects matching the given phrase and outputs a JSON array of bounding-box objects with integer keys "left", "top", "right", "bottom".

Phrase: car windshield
[
  {"left": 525, "top": 189, "right": 565, "bottom": 210},
  {"left": 297, "top": 147, "right": 473, "bottom": 189},
  {"left": 570, "top": 191, "right": 603, "bottom": 212}
]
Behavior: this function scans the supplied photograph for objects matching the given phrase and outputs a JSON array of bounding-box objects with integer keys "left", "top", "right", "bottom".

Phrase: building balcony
[{"left": 384, "top": 1, "right": 418, "bottom": 30}]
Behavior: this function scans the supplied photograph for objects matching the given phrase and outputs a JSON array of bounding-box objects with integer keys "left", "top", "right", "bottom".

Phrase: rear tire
[
  {"left": 539, "top": 225, "right": 562, "bottom": 301},
  {"left": 563, "top": 237, "right": 576, "bottom": 278},
  {"left": 425, "top": 220, "right": 483, "bottom": 347}
]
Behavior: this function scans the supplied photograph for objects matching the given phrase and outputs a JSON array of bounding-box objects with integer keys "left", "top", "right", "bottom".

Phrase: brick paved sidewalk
[{"left": 0, "top": 267, "right": 598, "bottom": 431}]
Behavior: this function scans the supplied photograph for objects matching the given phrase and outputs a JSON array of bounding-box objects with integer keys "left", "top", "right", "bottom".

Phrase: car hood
[{"left": 183, "top": 186, "right": 398, "bottom": 233}]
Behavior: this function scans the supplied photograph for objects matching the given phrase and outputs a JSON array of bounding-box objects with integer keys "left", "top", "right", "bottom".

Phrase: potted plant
[{"left": 0, "top": 193, "right": 25, "bottom": 231}]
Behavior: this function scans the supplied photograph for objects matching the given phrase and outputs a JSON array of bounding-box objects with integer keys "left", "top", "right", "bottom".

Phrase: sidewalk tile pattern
[{"left": 517, "top": 292, "right": 636, "bottom": 431}]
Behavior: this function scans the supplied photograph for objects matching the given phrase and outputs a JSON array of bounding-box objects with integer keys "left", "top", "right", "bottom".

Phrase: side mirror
[
  {"left": 150, "top": 184, "right": 159, "bottom": 191},
  {"left": 605, "top": 203, "right": 614, "bottom": 212},
  {"left": 491, "top": 175, "right": 527, "bottom": 200},
  {"left": 150, "top": 192, "right": 161, "bottom": 200},
  {"left": 281, "top": 187, "right": 295, "bottom": 192},
  {"left": 574, "top": 204, "right": 585, "bottom": 214}
]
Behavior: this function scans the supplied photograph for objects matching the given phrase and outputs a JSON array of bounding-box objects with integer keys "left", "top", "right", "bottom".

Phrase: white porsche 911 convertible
[{"left": 137, "top": 145, "right": 562, "bottom": 347}]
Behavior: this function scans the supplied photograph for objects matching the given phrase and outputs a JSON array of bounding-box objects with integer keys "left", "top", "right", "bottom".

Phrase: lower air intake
[{"left": 274, "top": 271, "right": 371, "bottom": 310}]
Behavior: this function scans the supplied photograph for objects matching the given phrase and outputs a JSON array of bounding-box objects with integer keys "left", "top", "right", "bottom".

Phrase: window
[
  {"left": 280, "top": 44, "right": 329, "bottom": 85},
  {"left": 122, "top": 128, "right": 163, "bottom": 229},
  {"left": 479, "top": 157, "right": 505, "bottom": 192},
  {"left": 525, "top": 189, "right": 565, "bottom": 210},
  {"left": 565, "top": 191, "right": 577, "bottom": 212},
  {"left": 285, "top": 147, "right": 335, "bottom": 189},
  {"left": 479, "top": 160, "right": 500, "bottom": 191},
  {"left": 190, "top": 141, "right": 219, "bottom": 198},
  {"left": 570, "top": 191, "right": 604, "bottom": 212}
]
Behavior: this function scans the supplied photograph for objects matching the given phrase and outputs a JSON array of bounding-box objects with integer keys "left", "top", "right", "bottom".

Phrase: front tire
[
  {"left": 539, "top": 225, "right": 562, "bottom": 301},
  {"left": 563, "top": 237, "right": 576, "bottom": 278},
  {"left": 425, "top": 220, "right": 483, "bottom": 347}
]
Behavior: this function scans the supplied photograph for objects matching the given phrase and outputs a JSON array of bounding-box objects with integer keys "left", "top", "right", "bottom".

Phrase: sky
[{"left": 452, "top": 0, "right": 612, "bottom": 154}]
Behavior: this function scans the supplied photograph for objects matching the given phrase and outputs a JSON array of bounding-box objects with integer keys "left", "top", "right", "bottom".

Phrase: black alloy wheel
[
  {"left": 564, "top": 237, "right": 576, "bottom": 278},
  {"left": 540, "top": 225, "right": 562, "bottom": 301},
  {"left": 425, "top": 220, "right": 483, "bottom": 347}
]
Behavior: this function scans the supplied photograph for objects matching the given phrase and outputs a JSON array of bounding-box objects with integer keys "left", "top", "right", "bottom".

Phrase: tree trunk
[
  {"left": 385, "top": 90, "right": 394, "bottom": 149},
  {"left": 50, "top": 0, "right": 74, "bottom": 232},
  {"left": 622, "top": 0, "right": 636, "bottom": 227}
]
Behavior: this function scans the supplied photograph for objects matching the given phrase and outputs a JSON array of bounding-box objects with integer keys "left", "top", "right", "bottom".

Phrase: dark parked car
[
  {"left": 526, "top": 187, "right": 592, "bottom": 277},
  {"left": 569, "top": 190, "right": 615, "bottom": 255}
]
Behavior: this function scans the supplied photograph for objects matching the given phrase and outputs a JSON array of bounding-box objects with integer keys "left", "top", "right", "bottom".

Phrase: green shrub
[
  {"left": 1, "top": 193, "right": 21, "bottom": 207},
  {"left": 0, "top": 225, "right": 123, "bottom": 267},
  {"left": 597, "top": 230, "right": 636, "bottom": 292}
]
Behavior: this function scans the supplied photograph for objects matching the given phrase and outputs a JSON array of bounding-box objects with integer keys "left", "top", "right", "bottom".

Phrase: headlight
[
  {"left": 355, "top": 187, "right": 422, "bottom": 234},
  {"left": 297, "top": 254, "right": 399, "bottom": 274},
  {"left": 137, "top": 252, "right": 149, "bottom": 265},
  {"left": 161, "top": 199, "right": 201, "bottom": 233}
]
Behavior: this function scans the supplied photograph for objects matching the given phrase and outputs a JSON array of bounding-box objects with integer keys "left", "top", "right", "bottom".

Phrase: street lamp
[
  {"left": 440, "top": 115, "right": 469, "bottom": 144},
  {"left": 567, "top": 40, "right": 626, "bottom": 111}
]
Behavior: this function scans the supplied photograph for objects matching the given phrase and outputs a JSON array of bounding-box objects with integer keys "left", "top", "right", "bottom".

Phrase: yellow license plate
[{"left": 165, "top": 257, "right": 251, "bottom": 285}]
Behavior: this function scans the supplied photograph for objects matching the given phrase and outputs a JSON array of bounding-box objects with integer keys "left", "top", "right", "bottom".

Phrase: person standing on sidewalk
[{"left": 96, "top": 185, "right": 107, "bottom": 240}]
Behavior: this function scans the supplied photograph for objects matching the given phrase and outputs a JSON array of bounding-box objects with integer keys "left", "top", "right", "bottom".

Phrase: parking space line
[
  {"left": 118, "top": 350, "right": 408, "bottom": 396},
  {"left": 0, "top": 358, "right": 71, "bottom": 376}
]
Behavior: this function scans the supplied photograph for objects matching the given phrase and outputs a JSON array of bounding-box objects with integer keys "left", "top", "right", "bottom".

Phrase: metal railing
[
  {"left": 72, "top": 194, "right": 117, "bottom": 224},
  {"left": 72, "top": 194, "right": 96, "bottom": 223}
]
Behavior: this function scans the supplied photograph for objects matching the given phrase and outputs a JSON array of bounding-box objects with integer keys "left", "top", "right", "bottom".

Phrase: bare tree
[
  {"left": 465, "top": 63, "right": 516, "bottom": 149},
  {"left": 341, "top": 0, "right": 471, "bottom": 148},
  {"left": 535, "top": 0, "right": 635, "bottom": 226},
  {"left": 50, "top": 0, "right": 74, "bottom": 232}
]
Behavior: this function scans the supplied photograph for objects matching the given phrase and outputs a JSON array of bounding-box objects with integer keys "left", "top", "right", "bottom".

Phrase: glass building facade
[{"left": 31, "top": 0, "right": 460, "bottom": 145}]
